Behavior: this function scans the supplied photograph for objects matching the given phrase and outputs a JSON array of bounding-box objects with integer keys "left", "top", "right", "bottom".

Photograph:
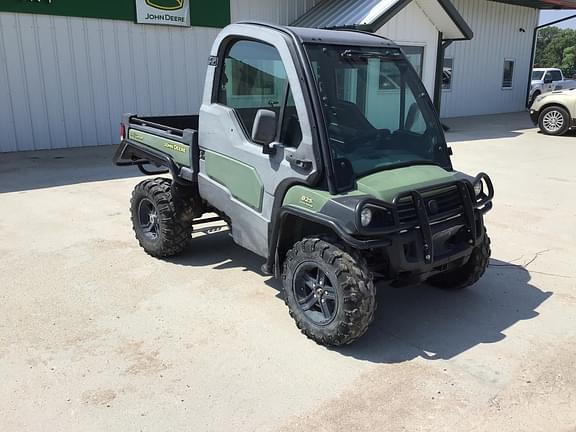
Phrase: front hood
[
  {"left": 535, "top": 88, "right": 576, "bottom": 106},
  {"left": 543, "top": 88, "right": 576, "bottom": 97},
  {"left": 356, "top": 165, "right": 456, "bottom": 202}
]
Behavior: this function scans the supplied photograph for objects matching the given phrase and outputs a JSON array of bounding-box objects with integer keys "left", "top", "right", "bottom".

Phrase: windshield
[
  {"left": 532, "top": 70, "right": 544, "bottom": 80},
  {"left": 305, "top": 44, "right": 450, "bottom": 182}
]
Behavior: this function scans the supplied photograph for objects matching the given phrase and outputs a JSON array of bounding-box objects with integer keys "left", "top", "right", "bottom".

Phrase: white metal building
[
  {"left": 442, "top": 0, "right": 541, "bottom": 117},
  {"left": 292, "top": 0, "right": 475, "bottom": 115},
  {"left": 0, "top": 0, "right": 572, "bottom": 153}
]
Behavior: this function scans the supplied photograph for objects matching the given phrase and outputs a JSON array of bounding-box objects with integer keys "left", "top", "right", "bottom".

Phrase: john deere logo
[
  {"left": 137, "top": 0, "right": 189, "bottom": 26},
  {"left": 145, "top": 0, "right": 184, "bottom": 10}
]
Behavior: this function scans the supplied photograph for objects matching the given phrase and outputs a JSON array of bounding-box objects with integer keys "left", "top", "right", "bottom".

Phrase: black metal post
[{"left": 525, "top": 13, "right": 576, "bottom": 107}]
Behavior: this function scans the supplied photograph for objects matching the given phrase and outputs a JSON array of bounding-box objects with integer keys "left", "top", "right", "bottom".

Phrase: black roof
[
  {"left": 236, "top": 22, "right": 399, "bottom": 48},
  {"left": 289, "top": 26, "right": 398, "bottom": 48}
]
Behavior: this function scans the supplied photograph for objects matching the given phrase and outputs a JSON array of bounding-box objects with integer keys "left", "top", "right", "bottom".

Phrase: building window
[
  {"left": 442, "top": 57, "right": 453, "bottom": 90},
  {"left": 379, "top": 60, "right": 401, "bottom": 90},
  {"left": 401, "top": 45, "right": 425, "bottom": 78},
  {"left": 502, "top": 59, "right": 515, "bottom": 89},
  {"left": 378, "top": 45, "right": 424, "bottom": 90}
]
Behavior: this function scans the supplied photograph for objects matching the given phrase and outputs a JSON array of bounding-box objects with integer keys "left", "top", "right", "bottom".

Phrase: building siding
[
  {"left": 0, "top": 0, "right": 318, "bottom": 153},
  {"left": 231, "top": 0, "right": 318, "bottom": 24},
  {"left": 441, "top": 0, "right": 539, "bottom": 118},
  {"left": 0, "top": 0, "right": 540, "bottom": 152}
]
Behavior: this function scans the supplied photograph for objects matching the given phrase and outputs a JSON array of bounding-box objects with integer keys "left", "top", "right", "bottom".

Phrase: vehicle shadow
[
  {"left": 168, "top": 229, "right": 261, "bottom": 264},
  {"left": 169, "top": 232, "right": 551, "bottom": 364},
  {"left": 536, "top": 129, "right": 576, "bottom": 137},
  {"left": 443, "top": 112, "right": 531, "bottom": 142},
  {"left": 333, "top": 259, "right": 552, "bottom": 363},
  {"left": 0, "top": 145, "right": 143, "bottom": 193}
]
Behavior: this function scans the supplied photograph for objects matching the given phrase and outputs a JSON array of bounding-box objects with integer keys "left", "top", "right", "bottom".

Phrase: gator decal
[
  {"left": 283, "top": 185, "right": 364, "bottom": 213},
  {"left": 128, "top": 129, "right": 189, "bottom": 166},
  {"left": 204, "top": 150, "right": 264, "bottom": 211}
]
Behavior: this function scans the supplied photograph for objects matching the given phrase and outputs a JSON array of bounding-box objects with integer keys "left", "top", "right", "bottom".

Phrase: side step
[{"left": 192, "top": 216, "right": 228, "bottom": 236}]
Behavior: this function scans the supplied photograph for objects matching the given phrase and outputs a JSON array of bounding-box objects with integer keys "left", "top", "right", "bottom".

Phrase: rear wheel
[
  {"left": 539, "top": 105, "right": 570, "bottom": 136},
  {"left": 130, "top": 178, "right": 192, "bottom": 257},
  {"left": 427, "top": 232, "right": 491, "bottom": 290},
  {"left": 282, "top": 238, "right": 376, "bottom": 346}
]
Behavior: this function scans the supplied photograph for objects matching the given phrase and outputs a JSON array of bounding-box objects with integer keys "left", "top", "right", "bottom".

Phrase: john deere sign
[
  {"left": 0, "top": 0, "right": 230, "bottom": 28},
  {"left": 136, "top": 0, "right": 191, "bottom": 26}
]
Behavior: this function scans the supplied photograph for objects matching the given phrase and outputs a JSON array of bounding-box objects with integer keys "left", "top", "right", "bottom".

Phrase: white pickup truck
[{"left": 530, "top": 68, "right": 576, "bottom": 106}]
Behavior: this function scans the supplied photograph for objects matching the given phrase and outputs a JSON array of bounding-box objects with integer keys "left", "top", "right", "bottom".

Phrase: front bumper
[
  {"left": 349, "top": 175, "right": 494, "bottom": 283},
  {"left": 529, "top": 109, "right": 540, "bottom": 125},
  {"left": 380, "top": 211, "right": 485, "bottom": 285}
]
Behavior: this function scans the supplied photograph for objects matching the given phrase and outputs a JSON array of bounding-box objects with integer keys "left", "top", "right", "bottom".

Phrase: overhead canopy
[
  {"left": 292, "top": 0, "right": 473, "bottom": 40},
  {"left": 489, "top": 0, "right": 576, "bottom": 8}
]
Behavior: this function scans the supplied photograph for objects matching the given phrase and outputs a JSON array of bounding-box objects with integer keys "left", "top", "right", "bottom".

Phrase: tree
[
  {"left": 534, "top": 26, "right": 576, "bottom": 77},
  {"left": 561, "top": 46, "right": 576, "bottom": 78}
]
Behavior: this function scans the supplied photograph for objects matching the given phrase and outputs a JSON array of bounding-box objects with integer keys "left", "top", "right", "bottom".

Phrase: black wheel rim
[
  {"left": 293, "top": 262, "right": 338, "bottom": 326},
  {"left": 137, "top": 198, "right": 160, "bottom": 241}
]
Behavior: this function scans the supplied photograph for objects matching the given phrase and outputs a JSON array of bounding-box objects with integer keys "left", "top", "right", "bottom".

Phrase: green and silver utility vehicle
[{"left": 114, "top": 23, "right": 494, "bottom": 346}]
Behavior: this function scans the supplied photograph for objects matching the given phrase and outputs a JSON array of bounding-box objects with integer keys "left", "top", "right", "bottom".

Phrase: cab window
[
  {"left": 547, "top": 70, "right": 562, "bottom": 82},
  {"left": 280, "top": 86, "right": 302, "bottom": 148},
  {"left": 217, "top": 39, "right": 301, "bottom": 147}
]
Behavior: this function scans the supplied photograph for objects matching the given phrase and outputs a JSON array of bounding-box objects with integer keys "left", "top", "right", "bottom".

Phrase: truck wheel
[
  {"left": 427, "top": 232, "right": 491, "bottom": 290},
  {"left": 282, "top": 238, "right": 376, "bottom": 346},
  {"left": 130, "top": 178, "right": 192, "bottom": 258},
  {"left": 539, "top": 105, "right": 570, "bottom": 136}
]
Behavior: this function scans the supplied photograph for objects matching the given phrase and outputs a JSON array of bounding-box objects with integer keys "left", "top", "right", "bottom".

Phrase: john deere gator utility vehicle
[{"left": 114, "top": 22, "right": 494, "bottom": 346}]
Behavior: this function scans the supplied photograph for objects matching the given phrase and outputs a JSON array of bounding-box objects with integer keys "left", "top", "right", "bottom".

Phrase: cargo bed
[{"left": 114, "top": 114, "right": 199, "bottom": 183}]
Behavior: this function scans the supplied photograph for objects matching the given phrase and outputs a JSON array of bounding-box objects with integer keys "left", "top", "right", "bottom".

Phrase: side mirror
[
  {"left": 544, "top": 77, "right": 553, "bottom": 84},
  {"left": 333, "top": 157, "right": 355, "bottom": 190},
  {"left": 252, "top": 109, "right": 277, "bottom": 152}
]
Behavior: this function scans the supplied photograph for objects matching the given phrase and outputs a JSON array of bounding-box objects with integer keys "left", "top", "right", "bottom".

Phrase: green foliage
[{"left": 535, "top": 27, "right": 576, "bottom": 78}]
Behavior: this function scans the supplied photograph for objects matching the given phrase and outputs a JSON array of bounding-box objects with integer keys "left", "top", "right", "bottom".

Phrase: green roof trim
[
  {"left": 489, "top": 0, "right": 576, "bottom": 9},
  {"left": 0, "top": 0, "right": 230, "bottom": 27},
  {"left": 0, "top": 0, "right": 135, "bottom": 21},
  {"left": 191, "top": 0, "right": 230, "bottom": 27}
]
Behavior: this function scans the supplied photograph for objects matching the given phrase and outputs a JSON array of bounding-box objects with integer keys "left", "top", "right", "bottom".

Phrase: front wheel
[
  {"left": 539, "top": 105, "right": 570, "bottom": 136},
  {"left": 427, "top": 232, "right": 491, "bottom": 290},
  {"left": 282, "top": 238, "right": 377, "bottom": 346}
]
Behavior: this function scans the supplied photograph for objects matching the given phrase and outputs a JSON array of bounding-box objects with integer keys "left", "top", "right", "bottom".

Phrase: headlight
[
  {"left": 473, "top": 181, "right": 483, "bottom": 197},
  {"left": 360, "top": 207, "right": 373, "bottom": 227},
  {"left": 357, "top": 204, "right": 394, "bottom": 230}
]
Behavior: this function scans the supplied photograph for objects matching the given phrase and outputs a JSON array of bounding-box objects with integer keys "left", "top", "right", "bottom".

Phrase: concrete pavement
[{"left": 0, "top": 112, "right": 575, "bottom": 431}]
